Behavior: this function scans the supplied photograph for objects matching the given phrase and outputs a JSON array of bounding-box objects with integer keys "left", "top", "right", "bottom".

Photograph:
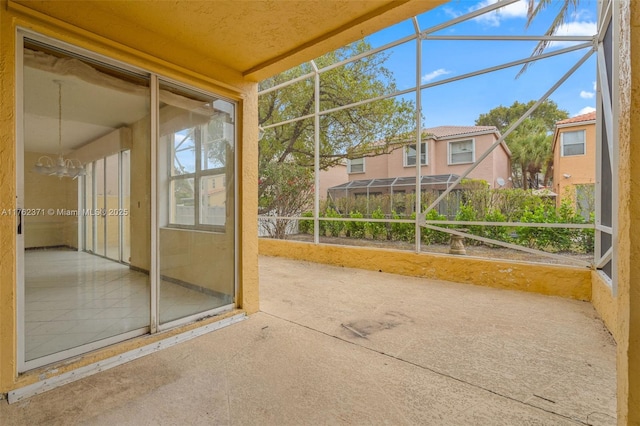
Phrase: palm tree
[
  {"left": 518, "top": 0, "right": 580, "bottom": 76},
  {"left": 507, "top": 119, "right": 552, "bottom": 189}
]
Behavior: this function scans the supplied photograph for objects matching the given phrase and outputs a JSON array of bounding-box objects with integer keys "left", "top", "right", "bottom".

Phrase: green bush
[
  {"left": 422, "top": 209, "right": 449, "bottom": 244},
  {"left": 365, "top": 207, "right": 387, "bottom": 239},
  {"left": 314, "top": 189, "right": 595, "bottom": 254},
  {"left": 318, "top": 210, "right": 327, "bottom": 236},
  {"left": 345, "top": 211, "right": 365, "bottom": 238},
  {"left": 391, "top": 211, "right": 415, "bottom": 242},
  {"left": 577, "top": 212, "right": 595, "bottom": 253},
  {"left": 324, "top": 207, "right": 344, "bottom": 237},
  {"left": 298, "top": 211, "right": 314, "bottom": 234},
  {"left": 516, "top": 204, "right": 558, "bottom": 250},
  {"left": 482, "top": 209, "right": 510, "bottom": 244},
  {"left": 454, "top": 203, "right": 481, "bottom": 245}
]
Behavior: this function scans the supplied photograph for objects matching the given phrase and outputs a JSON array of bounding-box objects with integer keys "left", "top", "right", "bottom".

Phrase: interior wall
[
  {"left": 129, "top": 118, "right": 151, "bottom": 271},
  {"left": 23, "top": 151, "right": 78, "bottom": 249},
  {"left": 159, "top": 229, "right": 234, "bottom": 295}
]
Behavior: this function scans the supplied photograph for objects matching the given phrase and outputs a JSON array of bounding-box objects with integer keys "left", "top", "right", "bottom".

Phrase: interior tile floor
[
  {"left": 25, "top": 249, "right": 227, "bottom": 362},
  {"left": 2, "top": 256, "right": 616, "bottom": 425}
]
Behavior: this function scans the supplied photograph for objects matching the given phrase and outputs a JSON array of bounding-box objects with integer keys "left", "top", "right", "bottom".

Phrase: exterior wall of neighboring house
[
  {"left": 432, "top": 133, "right": 511, "bottom": 187},
  {"left": 319, "top": 163, "right": 347, "bottom": 199},
  {"left": 344, "top": 128, "right": 511, "bottom": 189},
  {"left": 552, "top": 112, "right": 596, "bottom": 210}
]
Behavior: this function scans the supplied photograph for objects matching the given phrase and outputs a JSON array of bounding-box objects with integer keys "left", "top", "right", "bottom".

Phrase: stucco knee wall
[
  {"left": 591, "top": 271, "right": 619, "bottom": 343},
  {"left": 259, "top": 239, "right": 592, "bottom": 301}
]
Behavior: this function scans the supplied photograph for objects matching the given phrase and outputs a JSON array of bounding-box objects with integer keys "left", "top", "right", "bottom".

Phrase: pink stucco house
[{"left": 325, "top": 125, "right": 511, "bottom": 199}]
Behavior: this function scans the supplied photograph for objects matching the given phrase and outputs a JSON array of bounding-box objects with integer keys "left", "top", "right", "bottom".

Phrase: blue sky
[{"left": 363, "top": 0, "right": 598, "bottom": 128}]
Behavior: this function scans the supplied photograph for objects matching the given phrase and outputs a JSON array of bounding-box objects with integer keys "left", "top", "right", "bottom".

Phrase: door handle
[{"left": 17, "top": 208, "right": 22, "bottom": 235}]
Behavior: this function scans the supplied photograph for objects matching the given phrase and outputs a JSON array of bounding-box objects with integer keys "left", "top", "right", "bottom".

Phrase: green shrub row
[{"left": 298, "top": 197, "right": 594, "bottom": 254}]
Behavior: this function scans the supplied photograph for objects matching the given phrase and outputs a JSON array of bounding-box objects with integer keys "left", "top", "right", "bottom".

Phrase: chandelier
[{"left": 33, "top": 80, "right": 86, "bottom": 179}]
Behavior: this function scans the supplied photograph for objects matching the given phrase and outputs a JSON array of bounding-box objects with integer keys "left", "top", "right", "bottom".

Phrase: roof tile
[
  {"left": 423, "top": 125, "right": 498, "bottom": 139},
  {"left": 557, "top": 111, "right": 596, "bottom": 125}
]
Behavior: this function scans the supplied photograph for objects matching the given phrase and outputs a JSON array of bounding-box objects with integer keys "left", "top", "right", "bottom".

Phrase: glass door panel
[
  {"left": 157, "top": 82, "right": 235, "bottom": 325},
  {"left": 21, "top": 38, "right": 151, "bottom": 368}
]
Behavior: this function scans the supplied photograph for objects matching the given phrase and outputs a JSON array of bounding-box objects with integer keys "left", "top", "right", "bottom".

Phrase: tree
[
  {"left": 519, "top": 0, "right": 581, "bottom": 76},
  {"left": 508, "top": 119, "right": 553, "bottom": 189},
  {"left": 475, "top": 99, "right": 568, "bottom": 134},
  {"left": 476, "top": 100, "right": 568, "bottom": 189},
  {"left": 258, "top": 40, "right": 416, "bottom": 235},
  {"left": 258, "top": 161, "right": 314, "bottom": 239}
]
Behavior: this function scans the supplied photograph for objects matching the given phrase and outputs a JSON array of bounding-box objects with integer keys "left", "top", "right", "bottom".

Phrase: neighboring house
[
  {"left": 551, "top": 112, "right": 596, "bottom": 215},
  {"left": 335, "top": 125, "right": 512, "bottom": 193},
  {"left": 319, "top": 162, "right": 348, "bottom": 200}
]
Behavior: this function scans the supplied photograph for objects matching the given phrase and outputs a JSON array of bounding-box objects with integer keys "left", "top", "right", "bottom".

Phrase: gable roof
[
  {"left": 556, "top": 111, "right": 596, "bottom": 126},
  {"left": 551, "top": 111, "right": 596, "bottom": 152}
]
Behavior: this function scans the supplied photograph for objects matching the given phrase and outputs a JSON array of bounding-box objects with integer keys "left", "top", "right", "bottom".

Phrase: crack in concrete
[{"left": 262, "top": 310, "right": 591, "bottom": 426}]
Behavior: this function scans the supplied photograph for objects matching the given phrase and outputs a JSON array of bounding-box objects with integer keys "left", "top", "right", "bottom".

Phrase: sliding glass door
[
  {"left": 18, "top": 33, "right": 237, "bottom": 371},
  {"left": 19, "top": 36, "right": 152, "bottom": 370},
  {"left": 157, "top": 81, "right": 236, "bottom": 326}
]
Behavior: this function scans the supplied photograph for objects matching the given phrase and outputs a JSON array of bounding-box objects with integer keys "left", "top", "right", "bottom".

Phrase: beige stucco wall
[
  {"left": 346, "top": 133, "right": 509, "bottom": 188},
  {"left": 617, "top": 1, "right": 639, "bottom": 423},
  {"left": 260, "top": 239, "right": 592, "bottom": 301},
  {"left": 319, "top": 163, "right": 347, "bottom": 200},
  {"left": 0, "top": 1, "right": 259, "bottom": 393},
  {"left": 553, "top": 122, "right": 596, "bottom": 203},
  {"left": 433, "top": 134, "right": 500, "bottom": 186},
  {"left": 591, "top": 271, "right": 620, "bottom": 344}
]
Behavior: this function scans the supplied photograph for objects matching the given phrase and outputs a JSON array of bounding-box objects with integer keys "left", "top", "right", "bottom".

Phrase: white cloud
[
  {"left": 571, "top": 8, "right": 593, "bottom": 22},
  {"left": 473, "top": 0, "right": 528, "bottom": 27},
  {"left": 422, "top": 68, "right": 451, "bottom": 83},
  {"left": 442, "top": 7, "right": 463, "bottom": 19},
  {"left": 593, "top": 81, "right": 597, "bottom": 91},
  {"left": 580, "top": 90, "right": 594, "bottom": 99},
  {"left": 574, "top": 106, "right": 596, "bottom": 117},
  {"left": 549, "top": 21, "right": 597, "bottom": 47}
]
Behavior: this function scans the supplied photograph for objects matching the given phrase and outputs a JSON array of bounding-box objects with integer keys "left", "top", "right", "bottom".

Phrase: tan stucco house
[{"left": 551, "top": 111, "right": 596, "bottom": 212}]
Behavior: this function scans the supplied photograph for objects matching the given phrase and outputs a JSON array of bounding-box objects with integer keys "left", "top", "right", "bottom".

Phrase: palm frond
[{"left": 517, "top": 0, "right": 580, "bottom": 78}]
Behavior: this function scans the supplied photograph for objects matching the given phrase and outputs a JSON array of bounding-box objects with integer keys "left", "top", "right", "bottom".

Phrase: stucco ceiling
[{"left": 12, "top": 0, "right": 445, "bottom": 81}]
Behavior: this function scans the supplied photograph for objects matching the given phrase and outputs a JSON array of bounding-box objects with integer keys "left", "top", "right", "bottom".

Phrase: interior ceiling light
[{"left": 34, "top": 80, "right": 86, "bottom": 179}]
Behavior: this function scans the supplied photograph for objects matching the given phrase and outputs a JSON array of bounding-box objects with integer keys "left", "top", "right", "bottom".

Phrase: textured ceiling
[{"left": 13, "top": 0, "right": 445, "bottom": 81}]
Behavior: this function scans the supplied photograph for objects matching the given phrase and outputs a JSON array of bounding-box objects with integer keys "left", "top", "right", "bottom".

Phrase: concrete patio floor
[{"left": 0, "top": 256, "right": 616, "bottom": 425}]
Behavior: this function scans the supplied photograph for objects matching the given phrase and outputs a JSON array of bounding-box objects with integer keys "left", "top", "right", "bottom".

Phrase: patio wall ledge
[{"left": 259, "top": 239, "right": 592, "bottom": 301}]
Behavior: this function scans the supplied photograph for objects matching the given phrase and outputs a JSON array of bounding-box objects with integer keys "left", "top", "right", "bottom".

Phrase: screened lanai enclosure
[
  {"left": 258, "top": 0, "right": 617, "bottom": 285},
  {"left": 327, "top": 175, "right": 462, "bottom": 217}
]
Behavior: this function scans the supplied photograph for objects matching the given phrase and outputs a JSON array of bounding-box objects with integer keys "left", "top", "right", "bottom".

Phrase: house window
[
  {"left": 561, "top": 130, "right": 586, "bottom": 156},
  {"left": 348, "top": 157, "right": 365, "bottom": 173},
  {"left": 165, "top": 93, "right": 234, "bottom": 230},
  {"left": 404, "top": 143, "right": 427, "bottom": 166},
  {"left": 449, "top": 139, "right": 474, "bottom": 164}
]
